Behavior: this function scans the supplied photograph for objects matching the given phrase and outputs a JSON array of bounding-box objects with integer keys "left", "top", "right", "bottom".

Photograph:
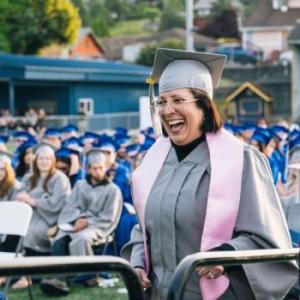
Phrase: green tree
[
  {"left": 91, "top": 17, "right": 110, "bottom": 37},
  {"left": 137, "top": 38, "right": 184, "bottom": 66},
  {"left": 159, "top": 8, "right": 185, "bottom": 31},
  {"left": 1, "top": 0, "right": 81, "bottom": 54}
]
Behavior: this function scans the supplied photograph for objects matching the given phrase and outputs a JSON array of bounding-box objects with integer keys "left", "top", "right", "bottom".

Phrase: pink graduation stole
[{"left": 132, "top": 128, "right": 244, "bottom": 300}]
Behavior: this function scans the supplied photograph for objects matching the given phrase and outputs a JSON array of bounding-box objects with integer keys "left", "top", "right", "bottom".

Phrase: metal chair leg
[{"left": 26, "top": 276, "right": 34, "bottom": 300}]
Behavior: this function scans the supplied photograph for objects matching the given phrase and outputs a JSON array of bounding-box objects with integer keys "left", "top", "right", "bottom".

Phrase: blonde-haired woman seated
[
  {"left": 0, "top": 151, "right": 23, "bottom": 286},
  {"left": 0, "top": 151, "right": 23, "bottom": 202}
]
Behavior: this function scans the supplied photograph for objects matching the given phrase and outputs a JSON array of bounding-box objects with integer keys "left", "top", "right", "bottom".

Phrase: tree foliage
[
  {"left": 0, "top": 0, "right": 81, "bottom": 54},
  {"left": 137, "top": 38, "right": 184, "bottom": 66}
]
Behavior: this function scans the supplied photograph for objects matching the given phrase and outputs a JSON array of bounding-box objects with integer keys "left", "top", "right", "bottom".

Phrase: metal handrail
[
  {"left": 167, "top": 248, "right": 300, "bottom": 300},
  {"left": 0, "top": 255, "right": 144, "bottom": 300}
]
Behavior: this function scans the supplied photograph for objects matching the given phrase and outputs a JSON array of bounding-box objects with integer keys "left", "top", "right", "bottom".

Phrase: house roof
[
  {"left": 101, "top": 28, "right": 218, "bottom": 60},
  {"left": 0, "top": 53, "right": 150, "bottom": 83},
  {"left": 71, "top": 27, "right": 105, "bottom": 53},
  {"left": 242, "top": 0, "right": 300, "bottom": 28},
  {"left": 226, "top": 81, "right": 272, "bottom": 103},
  {"left": 289, "top": 22, "right": 300, "bottom": 44}
]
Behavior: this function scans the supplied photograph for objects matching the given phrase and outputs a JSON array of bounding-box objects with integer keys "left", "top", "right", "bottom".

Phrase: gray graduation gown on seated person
[
  {"left": 0, "top": 180, "right": 23, "bottom": 201},
  {"left": 54, "top": 179, "right": 123, "bottom": 256},
  {"left": 122, "top": 141, "right": 298, "bottom": 300},
  {"left": 23, "top": 170, "right": 71, "bottom": 253}
]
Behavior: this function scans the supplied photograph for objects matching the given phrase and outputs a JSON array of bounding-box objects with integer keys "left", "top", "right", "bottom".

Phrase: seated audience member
[
  {"left": 0, "top": 150, "right": 23, "bottom": 202},
  {"left": 0, "top": 150, "right": 24, "bottom": 286},
  {"left": 56, "top": 148, "right": 83, "bottom": 188},
  {"left": 43, "top": 128, "right": 62, "bottom": 148},
  {"left": 40, "top": 149, "right": 123, "bottom": 296},
  {"left": 61, "top": 124, "right": 78, "bottom": 141},
  {"left": 12, "top": 142, "right": 71, "bottom": 289},
  {"left": 15, "top": 140, "right": 37, "bottom": 179},
  {"left": 98, "top": 141, "right": 132, "bottom": 204}
]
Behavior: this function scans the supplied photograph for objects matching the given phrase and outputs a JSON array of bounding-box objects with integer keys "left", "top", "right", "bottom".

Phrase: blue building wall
[
  {"left": 0, "top": 83, "right": 9, "bottom": 109},
  {"left": 0, "top": 53, "right": 150, "bottom": 116},
  {"left": 71, "top": 82, "right": 148, "bottom": 114},
  {"left": 14, "top": 84, "right": 70, "bottom": 115}
]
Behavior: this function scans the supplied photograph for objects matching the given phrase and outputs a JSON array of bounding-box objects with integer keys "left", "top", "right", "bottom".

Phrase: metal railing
[
  {"left": 0, "top": 256, "right": 144, "bottom": 300},
  {"left": 1, "top": 112, "right": 140, "bottom": 134},
  {"left": 167, "top": 248, "right": 300, "bottom": 300}
]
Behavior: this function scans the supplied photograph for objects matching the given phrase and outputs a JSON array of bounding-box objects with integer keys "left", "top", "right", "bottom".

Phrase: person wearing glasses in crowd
[{"left": 122, "top": 48, "right": 297, "bottom": 300}]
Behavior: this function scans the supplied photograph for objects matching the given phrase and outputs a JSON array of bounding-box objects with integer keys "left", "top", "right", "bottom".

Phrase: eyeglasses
[{"left": 155, "top": 97, "right": 198, "bottom": 111}]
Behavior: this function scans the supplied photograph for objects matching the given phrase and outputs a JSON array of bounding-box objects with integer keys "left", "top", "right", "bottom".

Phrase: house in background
[
  {"left": 225, "top": 81, "right": 272, "bottom": 123},
  {"left": 240, "top": 0, "right": 300, "bottom": 61},
  {"left": 40, "top": 27, "right": 105, "bottom": 59}
]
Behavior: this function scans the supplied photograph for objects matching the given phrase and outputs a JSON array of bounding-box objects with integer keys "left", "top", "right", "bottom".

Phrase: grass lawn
[
  {"left": 110, "top": 19, "right": 156, "bottom": 37},
  {"left": 7, "top": 278, "right": 129, "bottom": 300}
]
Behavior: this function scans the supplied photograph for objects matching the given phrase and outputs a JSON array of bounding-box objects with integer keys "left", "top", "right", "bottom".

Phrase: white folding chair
[{"left": 0, "top": 201, "right": 33, "bottom": 299}]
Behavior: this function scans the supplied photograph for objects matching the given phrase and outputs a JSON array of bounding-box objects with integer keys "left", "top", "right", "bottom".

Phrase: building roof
[
  {"left": 242, "top": 0, "right": 300, "bottom": 28},
  {"left": 289, "top": 21, "right": 300, "bottom": 44},
  {"left": 101, "top": 28, "right": 218, "bottom": 60},
  {"left": 226, "top": 81, "right": 272, "bottom": 103},
  {"left": 71, "top": 27, "right": 105, "bottom": 53},
  {"left": 0, "top": 53, "right": 150, "bottom": 83}
]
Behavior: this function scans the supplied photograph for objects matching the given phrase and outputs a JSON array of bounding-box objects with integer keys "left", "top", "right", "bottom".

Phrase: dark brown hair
[
  {"left": 29, "top": 155, "right": 56, "bottom": 192},
  {"left": 161, "top": 88, "right": 223, "bottom": 137}
]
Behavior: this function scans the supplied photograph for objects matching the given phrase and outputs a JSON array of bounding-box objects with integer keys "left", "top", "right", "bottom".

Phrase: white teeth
[{"left": 168, "top": 120, "right": 184, "bottom": 126}]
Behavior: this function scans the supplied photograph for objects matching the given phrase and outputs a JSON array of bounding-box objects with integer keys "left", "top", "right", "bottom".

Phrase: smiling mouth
[{"left": 167, "top": 119, "right": 185, "bottom": 134}]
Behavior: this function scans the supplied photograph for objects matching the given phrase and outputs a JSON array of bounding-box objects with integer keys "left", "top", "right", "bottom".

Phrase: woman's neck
[{"left": 172, "top": 134, "right": 206, "bottom": 162}]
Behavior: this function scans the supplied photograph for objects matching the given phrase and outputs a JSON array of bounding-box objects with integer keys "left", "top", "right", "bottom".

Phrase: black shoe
[{"left": 40, "top": 278, "right": 70, "bottom": 296}]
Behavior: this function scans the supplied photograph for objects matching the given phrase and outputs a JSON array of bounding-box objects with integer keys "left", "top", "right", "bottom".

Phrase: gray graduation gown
[
  {"left": 122, "top": 141, "right": 298, "bottom": 300},
  {"left": 23, "top": 170, "right": 71, "bottom": 253},
  {"left": 54, "top": 180, "right": 123, "bottom": 255},
  {"left": 0, "top": 180, "right": 23, "bottom": 201}
]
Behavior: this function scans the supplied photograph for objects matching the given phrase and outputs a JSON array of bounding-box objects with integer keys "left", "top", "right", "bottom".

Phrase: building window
[
  {"left": 78, "top": 98, "right": 94, "bottom": 115},
  {"left": 239, "top": 98, "right": 263, "bottom": 115}
]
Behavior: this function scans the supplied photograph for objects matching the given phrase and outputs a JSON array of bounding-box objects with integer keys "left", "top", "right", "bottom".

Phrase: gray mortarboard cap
[
  {"left": 86, "top": 148, "right": 105, "bottom": 165},
  {"left": 0, "top": 150, "right": 12, "bottom": 164},
  {"left": 151, "top": 48, "right": 226, "bottom": 99},
  {"left": 34, "top": 141, "right": 58, "bottom": 157}
]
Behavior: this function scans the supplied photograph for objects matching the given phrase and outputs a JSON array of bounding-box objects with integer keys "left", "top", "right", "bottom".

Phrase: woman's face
[
  {"left": 24, "top": 148, "right": 35, "bottom": 165},
  {"left": 0, "top": 161, "right": 6, "bottom": 181},
  {"left": 36, "top": 153, "right": 54, "bottom": 173},
  {"left": 158, "top": 88, "right": 204, "bottom": 145}
]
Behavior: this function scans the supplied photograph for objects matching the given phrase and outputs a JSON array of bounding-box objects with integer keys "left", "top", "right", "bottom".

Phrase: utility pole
[{"left": 185, "top": 0, "right": 194, "bottom": 51}]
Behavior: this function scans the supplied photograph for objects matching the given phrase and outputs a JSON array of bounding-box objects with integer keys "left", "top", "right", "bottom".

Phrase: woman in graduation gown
[
  {"left": 15, "top": 142, "right": 71, "bottom": 255},
  {"left": 0, "top": 151, "right": 23, "bottom": 202},
  {"left": 121, "top": 48, "right": 298, "bottom": 300}
]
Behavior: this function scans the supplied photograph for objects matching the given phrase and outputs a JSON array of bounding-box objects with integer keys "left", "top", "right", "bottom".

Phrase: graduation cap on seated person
[
  {"left": 0, "top": 150, "right": 13, "bottom": 165},
  {"left": 125, "top": 144, "right": 141, "bottom": 157},
  {"left": 61, "top": 124, "right": 78, "bottom": 134},
  {"left": 33, "top": 141, "right": 59, "bottom": 157},
  {"left": 13, "top": 131, "right": 34, "bottom": 142},
  {"left": 81, "top": 132, "right": 99, "bottom": 144},
  {"left": 16, "top": 139, "right": 37, "bottom": 154},
  {"left": 86, "top": 148, "right": 106, "bottom": 166},
  {"left": 56, "top": 147, "right": 80, "bottom": 159},
  {"left": 250, "top": 129, "right": 271, "bottom": 146},
  {"left": 0, "top": 135, "right": 9, "bottom": 145},
  {"left": 62, "top": 137, "right": 83, "bottom": 152},
  {"left": 44, "top": 128, "right": 61, "bottom": 138}
]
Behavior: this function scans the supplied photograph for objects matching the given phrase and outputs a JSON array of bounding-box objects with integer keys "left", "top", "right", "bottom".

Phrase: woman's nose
[{"left": 162, "top": 102, "right": 176, "bottom": 114}]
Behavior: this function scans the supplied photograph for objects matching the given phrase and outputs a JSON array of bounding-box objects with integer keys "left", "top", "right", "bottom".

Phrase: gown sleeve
[{"left": 225, "top": 144, "right": 298, "bottom": 300}]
